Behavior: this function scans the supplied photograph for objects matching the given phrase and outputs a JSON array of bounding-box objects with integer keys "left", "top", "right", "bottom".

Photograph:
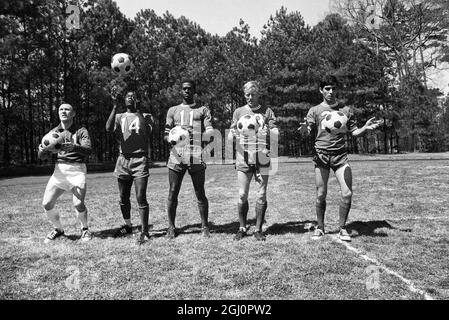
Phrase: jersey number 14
[{"left": 121, "top": 117, "right": 140, "bottom": 134}]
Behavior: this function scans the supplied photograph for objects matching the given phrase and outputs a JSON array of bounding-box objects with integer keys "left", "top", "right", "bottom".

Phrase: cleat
[
  {"left": 166, "top": 227, "right": 177, "bottom": 239},
  {"left": 44, "top": 229, "right": 64, "bottom": 243},
  {"left": 80, "top": 229, "right": 93, "bottom": 242},
  {"left": 233, "top": 228, "right": 247, "bottom": 241},
  {"left": 136, "top": 232, "right": 151, "bottom": 245},
  {"left": 201, "top": 226, "right": 210, "bottom": 238},
  {"left": 311, "top": 228, "right": 325, "bottom": 240},
  {"left": 113, "top": 224, "right": 132, "bottom": 238},
  {"left": 254, "top": 230, "right": 266, "bottom": 241},
  {"left": 338, "top": 228, "right": 352, "bottom": 242}
]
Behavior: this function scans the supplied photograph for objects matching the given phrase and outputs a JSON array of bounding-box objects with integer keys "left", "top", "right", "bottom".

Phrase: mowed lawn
[{"left": 1, "top": 157, "right": 448, "bottom": 300}]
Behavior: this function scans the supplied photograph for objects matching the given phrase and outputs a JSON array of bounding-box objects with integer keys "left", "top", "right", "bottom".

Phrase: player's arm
[
  {"left": 106, "top": 87, "right": 119, "bottom": 132},
  {"left": 202, "top": 107, "right": 214, "bottom": 140},
  {"left": 264, "top": 109, "right": 279, "bottom": 136},
  {"left": 61, "top": 128, "right": 92, "bottom": 156},
  {"left": 298, "top": 108, "right": 315, "bottom": 137},
  {"left": 144, "top": 113, "right": 154, "bottom": 135},
  {"left": 351, "top": 117, "right": 382, "bottom": 137},
  {"left": 74, "top": 128, "right": 92, "bottom": 156},
  {"left": 228, "top": 110, "right": 239, "bottom": 140},
  {"left": 164, "top": 107, "right": 175, "bottom": 145},
  {"left": 37, "top": 144, "right": 52, "bottom": 160}
]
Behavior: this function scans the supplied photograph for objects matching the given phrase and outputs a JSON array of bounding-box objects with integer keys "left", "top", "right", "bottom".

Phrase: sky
[
  {"left": 113, "top": 0, "right": 332, "bottom": 38},
  {"left": 113, "top": 0, "right": 449, "bottom": 94}
]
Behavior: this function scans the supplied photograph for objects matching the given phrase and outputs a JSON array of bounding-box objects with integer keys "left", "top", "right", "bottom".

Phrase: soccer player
[
  {"left": 38, "top": 103, "right": 92, "bottom": 243},
  {"left": 164, "top": 80, "right": 214, "bottom": 239},
  {"left": 298, "top": 75, "right": 381, "bottom": 241},
  {"left": 106, "top": 89, "right": 154, "bottom": 245},
  {"left": 228, "top": 81, "right": 279, "bottom": 241}
]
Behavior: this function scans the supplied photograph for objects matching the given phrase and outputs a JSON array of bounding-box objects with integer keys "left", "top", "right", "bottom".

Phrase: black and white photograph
[{"left": 1, "top": 0, "right": 448, "bottom": 304}]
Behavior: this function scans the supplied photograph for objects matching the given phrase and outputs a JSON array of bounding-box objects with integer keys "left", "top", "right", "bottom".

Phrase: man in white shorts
[{"left": 38, "top": 103, "right": 92, "bottom": 243}]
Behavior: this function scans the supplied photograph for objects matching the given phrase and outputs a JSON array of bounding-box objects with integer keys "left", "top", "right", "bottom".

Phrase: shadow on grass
[
  {"left": 345, "top": 220, "right": 412, "bottom": 238},
  {"left": 92, "top": 220, "right": 318, "bottom": 239},
  {"left": 265, "top": 220, "right": 316, "bottom": 235}
]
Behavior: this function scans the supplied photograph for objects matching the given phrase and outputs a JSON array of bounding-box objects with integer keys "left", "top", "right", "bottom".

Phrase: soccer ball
[
  {"left": 322, "top": 111, "right": 348, "bottom": 134},
  {"left": 111, "top": 53, "right": 133, "bottom": 77},
  {"left": 168, "top": 126, "right": 190, "bottom": 147},
  {"left": 237, "top": 114, "right": 264, "bottom": 137},
  {"left": 41, "top": 130, "right": 65, "bottom": 153}
]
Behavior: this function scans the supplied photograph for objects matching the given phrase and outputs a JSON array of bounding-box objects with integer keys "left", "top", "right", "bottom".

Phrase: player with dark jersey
[
  {"left": 164, "top": 80, "right": 214, "bottom": 239},
  {"left": 228, "top": 81, "right": 279, "bottom": 241},
  {"left": 298, "top": 75, "right": 381, "bottom": 241},
  {"left": 38, "top": 103, "right": 93, "bottom": 243},
  {"left": 106, "top": 90, "right": 154, "bottom": 245}
]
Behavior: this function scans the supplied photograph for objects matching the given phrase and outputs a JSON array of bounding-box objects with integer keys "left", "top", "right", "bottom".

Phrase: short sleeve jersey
[
  {"left": 114, "top": 112, "right": 153, "bottom": 155},
  {"left": 230, "top": 104, "right": 277, "bottom": 132},
  {"left": 231, "top": 104, "right": 278, "bottom": 167},
  {"left": 52, "top": 124, "right": 91, "bottom": 163},
  {"left": 306, "top": 103, "right": 357, "bottom": 153},
  {"left": 164, "top": 103, "right": 213, "bottom": 143}
]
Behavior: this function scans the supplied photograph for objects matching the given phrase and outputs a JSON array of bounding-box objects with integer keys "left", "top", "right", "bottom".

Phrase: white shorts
[{"left": 48, "top": 163, "right": 87, "bottom": 191}]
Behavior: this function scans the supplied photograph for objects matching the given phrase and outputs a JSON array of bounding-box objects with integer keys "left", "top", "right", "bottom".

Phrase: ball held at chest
[
  {"left": 41, "top": 130, "right": 65, "bottom": 153},
  {"left": 237, "top": 114, "right": 265, "bottom": 137},
  {"left": 168, "top": 126, "right": 190, "bottom": 147},
  {"left": 322, "top": 111, "right": 349, "bottom": 134}
]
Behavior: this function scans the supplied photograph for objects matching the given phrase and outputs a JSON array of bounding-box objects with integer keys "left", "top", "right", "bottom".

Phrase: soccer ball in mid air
[
  {"left": 237, "top": 114, "right": 264, "bottom": 137},
  {"left": 111, "top": 53, "right": 133, "bottom": 77},
  {"left": 322, "top": 111, "right": 348, "bottom": 134},
  {"left": 168, "top": 126, "right": 190, "bottom": 147},
  {"left": 41, "top": 130, "right": 65, "bottom": 153}
]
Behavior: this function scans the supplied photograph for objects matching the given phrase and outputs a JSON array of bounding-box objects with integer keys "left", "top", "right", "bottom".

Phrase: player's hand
[
  {"left": 229, "top": 128, "right": 239, "bottom": 138},
  {"left": 38, "top": 143, "right": 46, "bottom": 153},
  {"left": 364, "top": 117, "right": 382, "bottom": 130},
  {"left": 257, "top": 126, "right": 268, "bottom": 138},
  {"left": 297, "top": 118, "right": 309, "bottom": 136},
  {"left": 61, "top": 142, "right": 75, "bottom": 152},
  {"left": 111, "top": 86, "right": 119, "bottom": 101},
  {"left": 38, "top": 144, "right": 52, "bottom": 160}
]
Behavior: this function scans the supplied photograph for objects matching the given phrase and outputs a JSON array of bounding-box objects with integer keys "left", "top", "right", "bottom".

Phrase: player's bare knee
[
  {"left": 136, "top": 194, "right": 147, "bottom": 205},
  {"left": 316, "top": 190, "right": 327, "bottom": 202},
  {"left": 256, "top": 192, "right": 267, "bottom": 204},
  {"left": 74, "top": 201, "right": 86, "bottom": 213},
  {"left": 341, "top": 190, "right": 352, "bottom": 201}
]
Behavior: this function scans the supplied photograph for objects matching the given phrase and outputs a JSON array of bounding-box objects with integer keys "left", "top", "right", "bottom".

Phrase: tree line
[{"left": 1, "top": 0, "right": 448, "bottom": 166}]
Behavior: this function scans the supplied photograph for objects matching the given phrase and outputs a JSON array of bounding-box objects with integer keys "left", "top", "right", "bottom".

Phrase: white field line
[
  {"left": 331, "top": 235, "right": 435, "bottom": 300},
  {"left": 385, "top": 216, "right": 448, "bottom": 222}
]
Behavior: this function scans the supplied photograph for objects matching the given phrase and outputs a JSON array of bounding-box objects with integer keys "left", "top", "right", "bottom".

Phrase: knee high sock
[
  {"left": 198, "top": 200, "right": 209, "bottom": 228},
  {"left": 255, "top": 201, "right": 268, "bottom": 232},
  {"left": 316, "top": 201, "right": 326, "bottom": 230},
  {"left": 139, "top": 205, "right": 149, "bottom": 233},
  {"left": 167, "top": 199, "right": 177, "bottom": 229},
  {"left": 238, "top": 201, "right": 249, "bottom": 230},
  {"left": 339, "top": 201, "right": 351, "bottom": 229},
  {"left": 75, "top": 209, "right": 88, "bottom": 229}
]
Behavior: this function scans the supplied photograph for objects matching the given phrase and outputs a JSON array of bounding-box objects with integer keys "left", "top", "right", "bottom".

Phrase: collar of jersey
[
  {"left": 248, "top": 104, "right": 261, "bottom": 111},
  {"left": 181, "top": 103, "right": 196, "bottom": 108},
  {"left": 321, "top": 102, "right": 339, "bottom": 109}
]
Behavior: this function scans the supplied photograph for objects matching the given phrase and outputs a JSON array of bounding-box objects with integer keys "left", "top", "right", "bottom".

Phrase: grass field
[{"left": 1, "top": 156, "right": 448, "bottom": 300}]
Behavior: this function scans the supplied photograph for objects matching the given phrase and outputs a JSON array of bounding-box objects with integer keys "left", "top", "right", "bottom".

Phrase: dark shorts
[
  {"left": 168, "top": 162, "right": 206, "bottom": 174},
  {"left": 114, "top": 154, "right": 149, "bottom": 180},
  {"left": 312, "top": 149, "right": 349, "bottom": 171},
  {"left": 235, "top": 150, "right": 271, "bottom": 173}
]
